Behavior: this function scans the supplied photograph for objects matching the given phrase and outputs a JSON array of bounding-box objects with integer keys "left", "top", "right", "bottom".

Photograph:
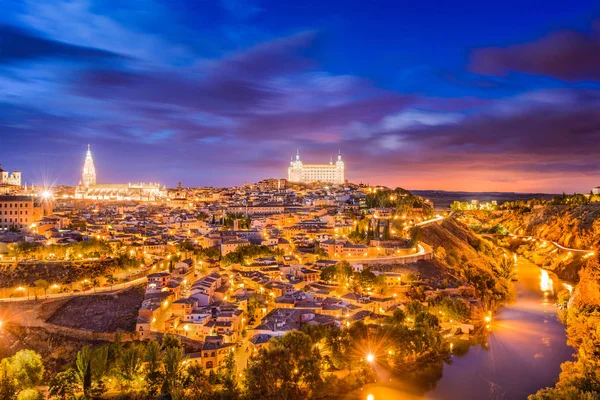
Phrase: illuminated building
[
  {"left": 75, "top": 145, "right": 167, "bottom": 201},
  {"left": 287, "top": 150, "right": 345, "bottom": 184},
  {"left": 0, "top": 165, "right": 21, "bottom": 187},
  {"left": 81, "top": 144, "right": 96, "bottom": 188},
  {"left": 0, "top": 195, "right": 51, "bottom": 231}
]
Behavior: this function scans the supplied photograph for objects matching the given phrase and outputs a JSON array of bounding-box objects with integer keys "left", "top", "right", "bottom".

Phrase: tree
[
  {"left": 105, "top": 275, "right": 117, "bottom": 290},
  {"left": 218, "top": 350, "right": 239, "bottom": 399},
  {"left": 75, "top": 346, "right": 92, "bottom": 397},
  {"left": 405, "top": 301, "right": 426, "bottom": 318},
  {"left": 7, "top": 350, "right": 44, "bottom": 390},
  {"left": 184, "top": 364, "right": 214, "bottom": 399},
  {"left": 16, "top": 389, "right": 43, "bottom": 400},
  {"left": 247, "top": 295, "right": 260, "bottom": 324},
  {"left": 161, "top": 334, "right": 182, "bottom": 350},
  {"left": 245, "top": 331, "right": 324, "bottom": 399},
  {"left": 387, "top": 309, "right": 406, "bottom": 325},
  {"left": 161, "top": 345, "right": 185, "bottom": 395},
  {"left": 33, "top": 280, "right": 48, "bottom": 299},
  {"left": 415, "top": 312, "right": 440, "bottom": 331},
  {"left": 143, "top": 341, "right": 163, "bottom": 397},
  {"left": 409, "top": 226, "right": 423, "bottom": 247},
  {"left": 48, "top": 369, "right": 78, "bottom": 400},
  {"left": 0, "top": 359, "right": 17, "bottom": 400},
  {"left": 117, "top": 344, "right": 144, "bottom": 388}
]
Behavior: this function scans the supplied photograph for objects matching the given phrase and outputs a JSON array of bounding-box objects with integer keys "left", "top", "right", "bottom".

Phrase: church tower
[
  {"left": 335, "top": 151, "right": 345, "bottom": 184},
  {"left": 288, "top": 149, "right": 303, "bottom": 182},
  {"left": 82, "top": 144, "right": 96, "bottom": 188}
]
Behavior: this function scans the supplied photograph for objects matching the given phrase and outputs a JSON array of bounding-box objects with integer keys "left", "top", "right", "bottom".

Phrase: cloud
[
  {"left": 17, "top": 0, "right": 192, "bottom": 63},
  {"left": 470, "top": 22, "right": 600, "bottom": 81},
  {"left": 0, "top": 24, "right": 122, "bottom": 64}
]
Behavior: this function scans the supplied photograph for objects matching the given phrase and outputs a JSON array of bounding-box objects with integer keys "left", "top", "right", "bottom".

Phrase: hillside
[
  {"left": 491, "top": 204, "right": 600, "bottom": 250},
  {"left": 420, "top": 218, "right": 512, "bottom": 307},
  {"left": 461, "top": 204, "right": 600, "bottom": 281}
]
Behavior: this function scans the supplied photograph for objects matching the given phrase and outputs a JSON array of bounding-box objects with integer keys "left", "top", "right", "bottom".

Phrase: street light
[{"left": 366, "top": 353, "right": 375, "bottom": 363}]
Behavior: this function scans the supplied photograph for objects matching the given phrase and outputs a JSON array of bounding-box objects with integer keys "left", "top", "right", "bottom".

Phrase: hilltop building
[
  {"left": 75, "top": 145, "right": 167, "bottom": 201},
  {"left": 288, "top": 151, "right": 345, "bottom": 185},
  {"left": 0, "top": 165, "right": 21, "bottom": 187},
  {"left": 593, "top": 187, "right": 600, "bottom": 196}
]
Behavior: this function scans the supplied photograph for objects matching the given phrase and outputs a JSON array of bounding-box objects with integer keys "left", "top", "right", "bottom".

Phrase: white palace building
[
  {"left": 75, "top": 145, "right": 166, "bottom": 201},
  {"left": 288, "top": 151, "right": 345, "bottom": 185}
]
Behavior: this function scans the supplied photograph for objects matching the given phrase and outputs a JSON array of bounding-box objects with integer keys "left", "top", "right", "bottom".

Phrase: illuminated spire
[{"left": 82, "top": 144, "right": 96, "bottom": 188}]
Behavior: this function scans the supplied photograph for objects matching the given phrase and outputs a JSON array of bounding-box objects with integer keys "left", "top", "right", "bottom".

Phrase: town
[{"left": 0, "top": 147, "right": 490, "bottom": 399}]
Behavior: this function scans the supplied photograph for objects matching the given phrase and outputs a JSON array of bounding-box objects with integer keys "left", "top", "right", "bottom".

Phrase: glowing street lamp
[{"left": 366, "top": 353, "right": 375, "bottom": 363}]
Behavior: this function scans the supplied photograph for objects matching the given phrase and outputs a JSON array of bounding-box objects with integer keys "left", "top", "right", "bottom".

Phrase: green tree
[
  {"left": 0, "top": 359, "right": 17, "bottom": 400},
  {"left": 7, "top": 350, "right": 44, "bottom": 390},
  {"left": 105, "top": 275, "right": 117, "bottom": 290},
  {"left": 16, "top": 389, "right": 43, "bottom": 400},
  {"left": 161, "top": 346, "right": 185, "bottom": 396},
  {"left": 33, "top": 280, "right": 48, "bottom": 299},
  {"left": 75, "top": 346, "right": 92, "bottom": 397},
  {"left": 48, "top": 369, "right": 78, "bottom": 400},
  {"left": 117, "top": 344, "right": 144, "bottom": 388},
  {"left": 405, "top": 301, "right": 426, "bottom": 318},
  {"left": 245, "top": 331, "right": 323, "bottom": 399},
  {"left": 184, "top": 364, "right": 214, "bottom": 399},
  {"left": 143, "top": 341, "right": 163, "bottom": 397},
  {"left": 409, "top": 226, "right": 423, "bottom": 247},
  {"left": 218, "top": 350, "right": 239, "bottom": 399}
]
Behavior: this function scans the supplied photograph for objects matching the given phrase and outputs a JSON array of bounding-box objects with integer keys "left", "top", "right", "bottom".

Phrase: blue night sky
[{"left": 1, "top": 0, "right": 600, "bottom": 192}]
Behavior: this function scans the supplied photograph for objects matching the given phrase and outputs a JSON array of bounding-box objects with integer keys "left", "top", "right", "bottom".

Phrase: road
[
  {"left": 0, "top": 276, "right": 148, "bottom": 303},
  {"left": 402, "top": 214, "right": 445, "bottom": 231},
  {"left": 506, "top": 233, "right": 594, "bottom": 254}
]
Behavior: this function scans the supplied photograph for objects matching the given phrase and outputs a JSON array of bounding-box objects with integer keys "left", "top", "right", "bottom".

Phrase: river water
[{"left": 349, "top": 259, "right": 573, "bottom": 400}]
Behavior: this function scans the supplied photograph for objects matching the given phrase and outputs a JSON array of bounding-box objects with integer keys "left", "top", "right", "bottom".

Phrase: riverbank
[{"left": 347, "top": 257, "right": 572, "bottom": 399}]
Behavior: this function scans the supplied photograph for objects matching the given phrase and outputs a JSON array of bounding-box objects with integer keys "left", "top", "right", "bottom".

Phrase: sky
[{"left": 1, "top": 0, "right": 600, "bottom": 193}]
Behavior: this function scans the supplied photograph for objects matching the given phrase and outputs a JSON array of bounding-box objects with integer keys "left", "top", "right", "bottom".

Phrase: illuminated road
[
  {"left": 507, "top": 234, "right": 594, "bottom": 254},
  {"left": 0, "top": 276, "right": 148, "bottom": 303},
  {"left": 402, "top": 215, "right": 445, "bottom": 232}
]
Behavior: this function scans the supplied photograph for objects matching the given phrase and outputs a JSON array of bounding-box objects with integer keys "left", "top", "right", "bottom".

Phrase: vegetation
[
  {"left": 1, "top": 306, "right": 452, "bottom": 400},
  {"left": 364, "top": 187, "right": 434, "bottom": 218},
  {"left": 221, "top": 244, "right": 283, "bottom": 266},
  {"left": 530, "top": 260, "right": 600, "bottom": 399}
]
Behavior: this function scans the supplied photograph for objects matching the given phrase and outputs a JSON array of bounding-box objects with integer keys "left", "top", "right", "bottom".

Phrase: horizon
[{"left": 2, "top": 1, "right": 600, "bottom": 192}]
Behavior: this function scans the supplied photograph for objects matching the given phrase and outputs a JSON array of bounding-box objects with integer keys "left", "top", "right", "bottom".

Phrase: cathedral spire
[{"left": 82, "top": 144, "right": 96, "bottom": 188}]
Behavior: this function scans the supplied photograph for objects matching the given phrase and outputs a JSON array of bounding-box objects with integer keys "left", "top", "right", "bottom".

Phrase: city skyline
[{"left": 2, "top": 1, "right": 600, "bottom": 192}]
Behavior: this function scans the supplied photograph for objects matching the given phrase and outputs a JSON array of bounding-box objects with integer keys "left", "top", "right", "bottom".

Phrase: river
[{"left": 349, "top": 258, "right": 573, "bottom": 400}]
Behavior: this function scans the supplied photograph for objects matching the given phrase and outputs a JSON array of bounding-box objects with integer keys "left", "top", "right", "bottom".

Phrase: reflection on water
[
  {"left": 346, "top": 259, "right": 573, "bottom": 400},
  {"left": 540, "top": 269, "right": 554, "bottom": 294}
]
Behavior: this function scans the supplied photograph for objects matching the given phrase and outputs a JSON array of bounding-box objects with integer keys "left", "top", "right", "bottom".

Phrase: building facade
[
  {"left": 0, "top": 165, "right": 21, "bottom": 187},
  {"left": 0, "top": 195, "right": 50, "bottom": 231},
  {"left": 287, "top": 151, "right": 345, "bottom": 185},
  {"left": 75, "top": 145, "right": 167, "bottom": 201}
]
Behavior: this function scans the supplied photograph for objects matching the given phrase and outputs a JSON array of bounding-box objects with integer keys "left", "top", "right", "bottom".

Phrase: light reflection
[{"left": 540, "top": 270, "right": 554, "bottom": 294}]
